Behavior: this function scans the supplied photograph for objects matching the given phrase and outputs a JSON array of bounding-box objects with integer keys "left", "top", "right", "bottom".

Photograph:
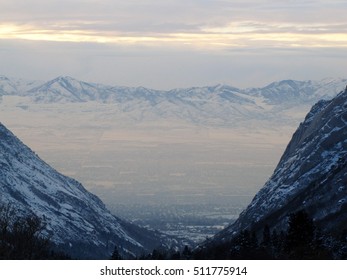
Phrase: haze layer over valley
[{"left": 1, "top": 75, "right": 345, "bottom": 241}]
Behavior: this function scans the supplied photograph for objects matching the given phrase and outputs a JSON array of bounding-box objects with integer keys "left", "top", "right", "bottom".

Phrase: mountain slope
[
  {"left": 213, "top": 85, "right": 347, "bottom": 241},
  {"left": 0, "top": 76, "right": 18, "bottom": 96},
  {"left": 27, "top": 76, "right": 166, "bottom": 104},
  {"left": 0, "top": 122, "right": 179, "bottom": 259},
  {"left": 245, "top": 78, "right": 346, "bottom": 106}
]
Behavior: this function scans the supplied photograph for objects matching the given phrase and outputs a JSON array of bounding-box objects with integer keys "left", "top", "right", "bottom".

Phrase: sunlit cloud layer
[
  {"left": 1, "top": 21, "right": 347, "bottom": 49},
  {"left": 0, "top": 0, "right": 346, "bottom": 88},
  {"left": 1, "top": 0, "right": 347, "bottom": 49}
]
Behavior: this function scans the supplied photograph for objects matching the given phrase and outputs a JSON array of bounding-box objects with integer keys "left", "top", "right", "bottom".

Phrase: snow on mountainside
[
  {"left": 0, "top": 122, "right": 180, "bottom": 259},
  {"left": 0, "top": 75, "right": 346, "bottom": 126},
  {"left": 0, "top": 75, "right": 42, "bottom": 96},
  {"left": 27, "top": 76, "right": 165, "bottom": 104},
  {"left": 0, "top": 76, "right": 17, "bottom": 96},
  {"left": 213, "top": 85, "right": 347, "bottom": 241},
  {"left": 245, "top": 78, "right": 346, "bottom": 106},
  {"left": 24, "top": 76, "right": 346, "bottom": 106}
]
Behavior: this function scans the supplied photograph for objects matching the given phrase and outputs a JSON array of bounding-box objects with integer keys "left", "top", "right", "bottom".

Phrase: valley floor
[{"left": 110, "top": 201, "right": 251, "bottom": 243}]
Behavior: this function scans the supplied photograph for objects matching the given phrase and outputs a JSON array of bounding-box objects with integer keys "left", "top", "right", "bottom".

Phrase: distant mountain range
[
  {"left": 1, "top": 75, "right": 347, "bottom": 259},
  {"left": 0, "top": 122, "right": 183, "bottom": 259},
  {"left": 1, "top": 75, "right": 346, "bottom": 126}
]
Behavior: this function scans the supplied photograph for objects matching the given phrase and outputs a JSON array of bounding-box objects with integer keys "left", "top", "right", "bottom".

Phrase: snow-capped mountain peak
[{"left": 0, "top": 75, "right": 18, "bottom": 96}]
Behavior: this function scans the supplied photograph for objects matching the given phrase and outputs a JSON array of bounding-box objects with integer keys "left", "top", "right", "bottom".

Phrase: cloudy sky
[{"left": 0, "top": 0, "right": 346, "bottom": 89}]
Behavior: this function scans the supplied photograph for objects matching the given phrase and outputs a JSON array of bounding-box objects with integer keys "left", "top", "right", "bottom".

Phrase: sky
[{"left": 0, "top": 0, "right": 346, "bottom": 89}]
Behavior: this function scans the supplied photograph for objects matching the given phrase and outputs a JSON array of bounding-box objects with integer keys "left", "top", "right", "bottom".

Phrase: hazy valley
[{"left": 1, "top": 75, "right": 346, "bottom": 243}]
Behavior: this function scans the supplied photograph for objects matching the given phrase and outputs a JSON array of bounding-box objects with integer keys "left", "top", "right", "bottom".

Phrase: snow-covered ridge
[
  {"left": 0, "top": 122, "right": 181, "bottom": 259},
  {"left": 213, "top": 85, "right": 347, "bottom": 240},
  {"left": 1, "top": 75, "right": 346, "bottom": 126},
  {"left": 2, "top": 75, "right": 345, "bottom": 105}
]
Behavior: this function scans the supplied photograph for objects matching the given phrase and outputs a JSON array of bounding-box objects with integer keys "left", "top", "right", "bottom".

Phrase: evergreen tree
[
  {"left": 285, "top": 210, "right": 315, "bottom": 259},
  {"left": 0, "top": 202, "right": 69, "bottom": 259},
  {"left": 111, "top": 245, "right": 122, "bottom": 260},
  {"left": 261, "top": 224, "right": 271, "bottom": 247},
  {"left": 182, "top": 245, "right": 192, "bottom": 259},
  {"left": 258, "top": 225, "right": 273, "bottom": 259},
  {"left": 150, "top": 249, "right": 165, "bottom": 260}
]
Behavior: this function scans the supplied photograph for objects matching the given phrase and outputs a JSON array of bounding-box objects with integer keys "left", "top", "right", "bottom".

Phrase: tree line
[
  {"left": 129, "top": 210, "right": 347, "bottom": 260},
  {"left": 2, "top": 200, "right": 346, "bottom": 260},
  {"left": 0, "top": 202, "right": 69, "bottom": 259}
]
